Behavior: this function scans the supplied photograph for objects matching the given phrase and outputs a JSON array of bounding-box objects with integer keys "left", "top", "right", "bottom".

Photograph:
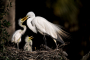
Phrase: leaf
[
  {"left": 7, "top": 8, "right": 10, "bottom": 11},
  {"left": 10, "top": 2, "right": 12, "bottom": 7},
  {"left": 6, "top": 21, "right": 11, "bottom": 27},
  {"left": 7, "top": 4, "right": 9, "bottom": 7},
  {"left": 3, "top": 19, "right": 6, "bottom": 23}
]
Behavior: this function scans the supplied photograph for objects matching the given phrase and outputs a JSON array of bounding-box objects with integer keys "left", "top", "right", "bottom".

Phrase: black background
[{"left": 16, "top": 0, "right": 90, "bottom": 60}]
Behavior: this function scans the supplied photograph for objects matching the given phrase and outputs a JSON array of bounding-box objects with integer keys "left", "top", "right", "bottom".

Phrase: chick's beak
[
  {"left": 29, "top": 36, "right": 34, "bottom": 40},
  {"left": 21, "top": 16, "right": 28, "bottom": 22}
]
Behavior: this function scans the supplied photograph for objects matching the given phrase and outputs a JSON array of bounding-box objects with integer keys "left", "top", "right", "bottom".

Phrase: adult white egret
[
  {"left": 11, "top": 18, "right": 26, "bottom": 49},
  {"left": 21, "top": 12, "right": 68, "bottom": 49},
  {"left": 24, "top": 36, "right": 33, "bottom": 52}
]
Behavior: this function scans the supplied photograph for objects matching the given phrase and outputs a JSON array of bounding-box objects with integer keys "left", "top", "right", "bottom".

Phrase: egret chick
[
  {"left": 22, "top": 12, "right": 68, "bottom": 49},
  {"left": 11, "top": 18, "right": 26, "bottom": 49},
  {"left": 24, "top": 36, "right": 33, "bottom": 52}
]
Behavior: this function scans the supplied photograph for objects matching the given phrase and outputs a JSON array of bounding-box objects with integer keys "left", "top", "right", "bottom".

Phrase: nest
[{"left": 0, "top": 44, "right": 69, "bottom": 60}]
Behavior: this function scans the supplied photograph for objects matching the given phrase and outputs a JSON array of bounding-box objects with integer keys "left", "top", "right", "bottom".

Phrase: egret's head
[
  {"left": 21, "top": 11, "right": 35, "bottom": 22},
  {"left": 25, "top": 36, "right": 34, "bottom": 42},
  {"left": 20, "top": 18, "right": 25, "bottom": 23},
  {"left": 18, "top": 18, "right": 25, "bottom": 25},
  {"left": 29, "top": 36, "right": 34, "bottom": 40},
  {"left": 27, "top": 12, "right": 35, "bottom": 18}
]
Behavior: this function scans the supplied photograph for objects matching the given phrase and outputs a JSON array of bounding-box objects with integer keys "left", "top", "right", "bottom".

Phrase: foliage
[
  {"left": 46, "top": 0, "right": 82, "bottom": 24},
  {"left": 46, "top": 0, "right": 82, "bottom": 32},
  {"left": 0, "top": 0, "right": 12, "bottom": 52}
]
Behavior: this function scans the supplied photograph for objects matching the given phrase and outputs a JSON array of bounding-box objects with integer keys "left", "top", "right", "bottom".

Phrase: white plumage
[
  {"left": 22, "top": 12, "right": 67, "bottom": 49},
  {"left": 11, "top": 18, "right": 26, "bottom": 49},
  {"left": 24, "top": 36, "right": 33, "bottom": 52},
  {"left": 11, "top": 30, "right": 22, "bottom": 43}
]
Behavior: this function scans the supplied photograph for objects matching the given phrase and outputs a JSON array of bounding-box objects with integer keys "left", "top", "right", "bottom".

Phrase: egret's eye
[{"left": 28, "top": 17, "right": 30, "bottom": 18}]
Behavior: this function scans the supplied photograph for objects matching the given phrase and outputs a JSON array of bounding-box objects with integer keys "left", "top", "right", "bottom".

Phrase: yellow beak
[
  {"left": 29, "top": 36, "right": 34, "bottom": 40},
  {"left": 21, "top": 16, "right": 28, "bottom": 21}
]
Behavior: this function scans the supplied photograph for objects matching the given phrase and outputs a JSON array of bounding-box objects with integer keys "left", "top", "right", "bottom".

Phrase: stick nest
[{"left": 0, "top": 44, "right": 69, "bottom": 60}]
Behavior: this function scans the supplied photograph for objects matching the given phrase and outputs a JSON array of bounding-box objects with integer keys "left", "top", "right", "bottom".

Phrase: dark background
[{"left": 16, "top": 0, "right": 90, "bottom": 60}]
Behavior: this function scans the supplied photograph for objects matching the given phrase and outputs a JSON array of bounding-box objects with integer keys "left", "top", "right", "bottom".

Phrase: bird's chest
[{"left": 24, "top": 43, "right": 32, "bottom": 51}]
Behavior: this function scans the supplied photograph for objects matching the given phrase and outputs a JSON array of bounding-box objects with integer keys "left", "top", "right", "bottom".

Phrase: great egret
[
  {"left": 21, "top": 12, "right": 68, "bottom": 49},
  {"left": 11, "top": 18, "right": 26, "bottom": 49},
  {"left": 24, "top": 36, "right": 33, "bottom": 52}
]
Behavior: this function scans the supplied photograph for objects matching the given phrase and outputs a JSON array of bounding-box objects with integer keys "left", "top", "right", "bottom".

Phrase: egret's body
[
  {"left": 24, "top": 36, "right": 33, "bottom": 52},
  {"left": 22, "top": 12, "right": 67, "bottom": 49},
  {"left": 12, "top": 30, "right": 22, "bottom": 43},
  {"left": 11, "top": 19, "right": 26, "bottom": 49}
]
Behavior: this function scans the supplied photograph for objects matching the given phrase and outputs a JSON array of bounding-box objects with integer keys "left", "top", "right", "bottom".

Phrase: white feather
[
  {"left": 11, "top": 19, "right": 26, "bottom": 49},
  {"left": 11, "top": 30, "right": 22, "bottom": 43},
  {"left": 25, "top": 12, "right": 68, "bottom": 48}
]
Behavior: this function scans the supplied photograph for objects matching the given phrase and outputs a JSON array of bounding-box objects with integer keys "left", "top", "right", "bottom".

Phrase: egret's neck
[
  {"left": 22, "top": 25, "right": 26, "bottom": 34},
  {"left": 27, "top": 17, "right": 37, "bottom": 33},
  {"left": 19, "top": 23, "right": 26, "bottom": 34}
]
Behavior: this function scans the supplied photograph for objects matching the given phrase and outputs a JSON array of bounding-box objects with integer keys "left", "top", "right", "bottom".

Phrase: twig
[{"left": 81, "top": 51, "right": 90, "bottom": 60}]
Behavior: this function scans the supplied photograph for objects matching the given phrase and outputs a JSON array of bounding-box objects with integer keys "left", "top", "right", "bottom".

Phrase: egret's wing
[
  {"left": 45, "top": 23, "right": 65, "bottom": 43},
  {"left": 11, "top": 30, "right": 22, "bottom": 43},
  {"left": 45, "top": 22, "right": 57, "bottom": 38},
  {"left": 53, "top": 24, "right": 68, "bottom": 38},
  {"left": 32, "top": 17, "right": 46, "bottom": 34},
  {"left": 33, "top": 17, "right": 57, "bottom": 38},
  {"left": 33, "top": 17, "right": 67, "bottom": 43}
]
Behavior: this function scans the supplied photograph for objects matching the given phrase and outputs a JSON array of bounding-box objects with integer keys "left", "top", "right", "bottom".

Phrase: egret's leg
[
  {"left": 56, "top": 42, "right": 58, "bottom": 49},
  {"left": 43, "top": 35, "right": 47, "bottom": 46},
  {"left": 43, "top": 34, "right": 48, "bottom": 49},
  {"left": 53, "top": 39, "right": 58, "bottom": 49},
  {"left": 17, "top": 38, "right": 21, "bottom": 49},
  {"left": 17, "top": 43, "right": 19, "bottom": 49}
]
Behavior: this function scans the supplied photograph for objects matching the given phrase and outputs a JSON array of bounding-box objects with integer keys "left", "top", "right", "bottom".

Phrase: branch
[{"left": 81, "top": 51, "right": 90, "bottom": 60}]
